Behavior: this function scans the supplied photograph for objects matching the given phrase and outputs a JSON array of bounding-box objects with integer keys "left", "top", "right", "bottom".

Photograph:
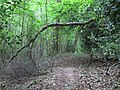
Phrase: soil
[{"left": 0, "top": 53, "right": 120, "bottom": 90}]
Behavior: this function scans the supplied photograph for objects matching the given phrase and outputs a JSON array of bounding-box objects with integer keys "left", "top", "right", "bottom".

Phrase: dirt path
[
  {"left": 39, "top": 54, "right": 120, "bottom": 90},
  {"left": 43, "top": 67, "right": 80, "bottom": 90}
]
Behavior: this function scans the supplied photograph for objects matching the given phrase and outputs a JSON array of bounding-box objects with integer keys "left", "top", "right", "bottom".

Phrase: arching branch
[{"left": 9, "top": 19, "right": 95, "bottom": 63}]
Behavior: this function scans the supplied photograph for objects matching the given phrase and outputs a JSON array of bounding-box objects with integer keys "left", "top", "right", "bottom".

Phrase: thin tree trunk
[
  {"left": 52, "top": 0, "right": 61, "bottom": 54},
  {"left": 21, "top": 0, "right": 25, "bottom": 47},
  {"left": 45, "top": 0, "right": 49, "bottom": 55},
  {"left": 72, "top": 26, "right": 84, "bottom": 53}
]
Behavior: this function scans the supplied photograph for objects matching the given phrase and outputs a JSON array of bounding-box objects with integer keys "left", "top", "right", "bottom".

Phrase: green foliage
[
  {"left": 91, "top": 0, "right": 120, "bottom": 59},
  {"left": 50, "top": 0, "right": 95, "bottom": 22},
  {"left": 0, "top": 0, "right": 119, "bottom": 64}
]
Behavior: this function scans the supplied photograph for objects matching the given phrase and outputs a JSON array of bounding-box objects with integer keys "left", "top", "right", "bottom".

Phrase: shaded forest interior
[{"left": 0, "top": 0, "right": 120, "bottom": 90}]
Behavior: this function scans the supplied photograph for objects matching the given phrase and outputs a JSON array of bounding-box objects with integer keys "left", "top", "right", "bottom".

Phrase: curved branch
[{"left": 8, "top": 19, "right": 95, "bottom": 63}]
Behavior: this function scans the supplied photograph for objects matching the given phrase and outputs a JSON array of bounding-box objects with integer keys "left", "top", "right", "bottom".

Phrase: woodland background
[{"left": 0, "top": 0, "right": 120, "bottom": 89}]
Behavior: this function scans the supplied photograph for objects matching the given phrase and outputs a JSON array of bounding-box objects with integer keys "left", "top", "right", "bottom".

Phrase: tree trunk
[{"left": 52, "top": 0, "right": 61, "bottom": 54}]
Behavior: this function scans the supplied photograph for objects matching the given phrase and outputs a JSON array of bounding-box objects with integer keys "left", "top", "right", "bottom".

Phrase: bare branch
[{"left": 8, "top": 19, "right": 95, "bottom": 63}]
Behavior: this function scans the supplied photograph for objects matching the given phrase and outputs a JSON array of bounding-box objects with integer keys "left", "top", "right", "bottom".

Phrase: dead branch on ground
[{"left": 105, "top": 61, "right": 120, "bottom": 75}]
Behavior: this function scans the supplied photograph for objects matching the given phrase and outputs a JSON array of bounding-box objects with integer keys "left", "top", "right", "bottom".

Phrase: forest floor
[{"left": 0, "top": 53, "right": 120, "bottom": 90}]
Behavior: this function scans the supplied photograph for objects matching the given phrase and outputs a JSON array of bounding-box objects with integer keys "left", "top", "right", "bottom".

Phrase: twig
[
  {"left": 87, "top": 51, "right": 93, "bottom": 67},
  {"left": 105, "top": 61, "right": 120, "bottom": 75},
  {"left": 8, "top": 19, "right": 95, "bottom": 63}
]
